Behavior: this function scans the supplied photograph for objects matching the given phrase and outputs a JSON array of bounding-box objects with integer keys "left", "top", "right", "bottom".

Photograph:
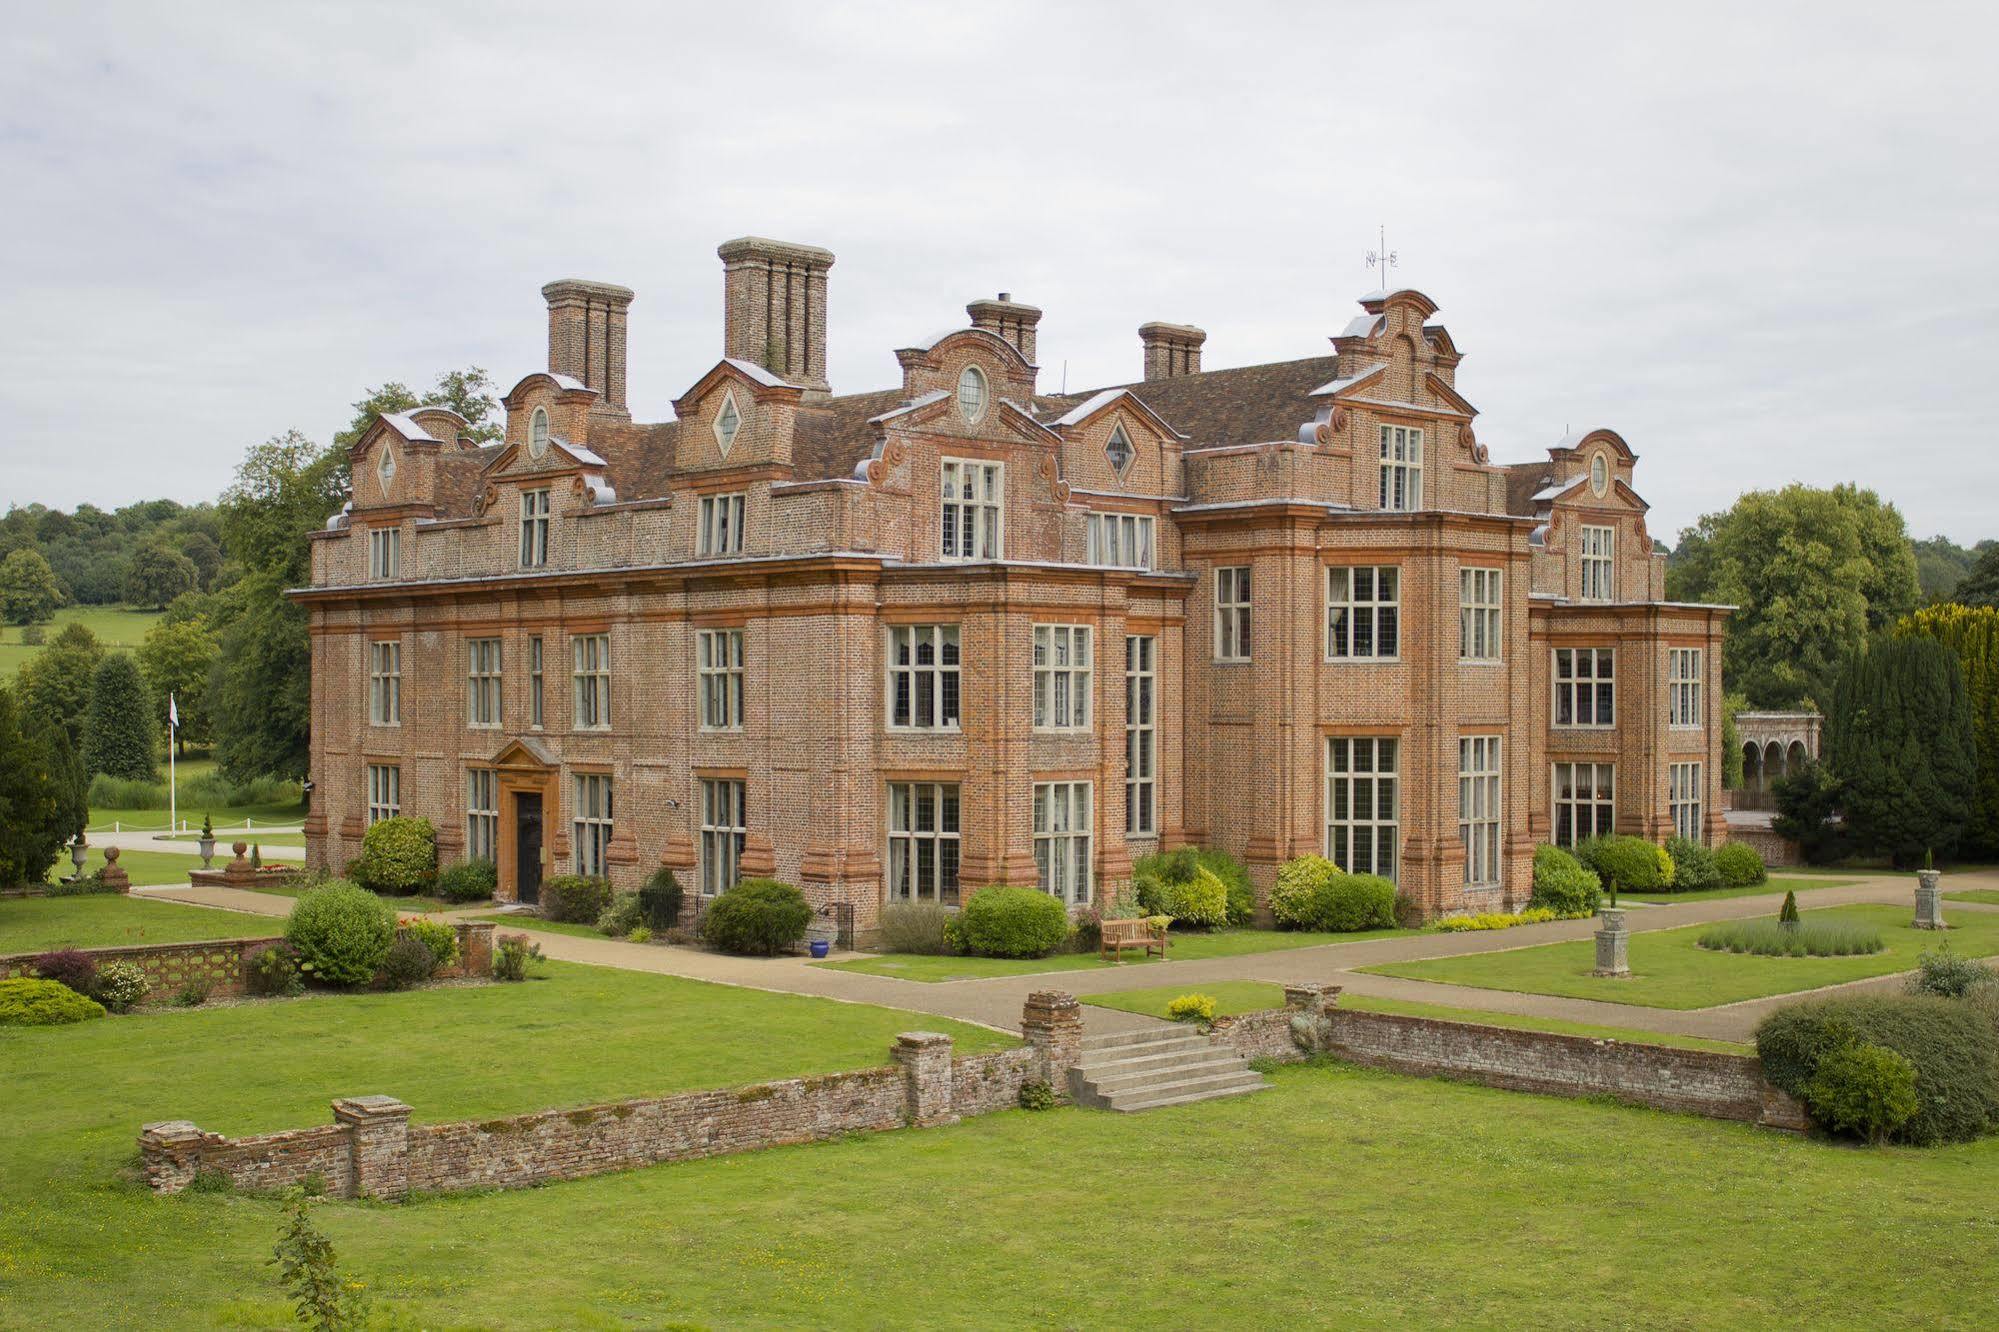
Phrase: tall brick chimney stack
[
  {"left": 718, "top": 237, "right": 835, "bottom": 400},
  {"left": 966, "top": 293, "right": 1043, "bottom": 364},
  {"left": 541, "top": 280, "right": 635, "bottom": 419},
  {"left": 1139, "top": 322, "right": 1206, "bottom": 381}
]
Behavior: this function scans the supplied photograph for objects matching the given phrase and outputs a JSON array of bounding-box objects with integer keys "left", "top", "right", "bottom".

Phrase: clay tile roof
[
  {"left": 434, "top": 445, "right": 504, "bottom": 517},
  {"left": 1043, "top": 355, "right": 1342, "bottom": 449},
  {"left": 1503, "top": 460, "right": 1557, "bottom": 516},
  {"left": 790, "top": 386, "right": 914, "bottom": 481}
]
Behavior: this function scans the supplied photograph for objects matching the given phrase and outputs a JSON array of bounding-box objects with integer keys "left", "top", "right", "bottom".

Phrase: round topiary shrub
[
  {"left": 1664, "top": 836, "right": 1721, "bottom": 893},
  {"left": 1155, "top": 867, "right": 1229, "bottom": 928},
  {"left": 348, "top": 816, "right": 437, "bottom": 896},
  {"left": 0, "top": 977, "right": 106, "bottom": 1026},
  {"left": 435, "top": 858, "right": 497, "bottom": 904},
  {"left": 284, "top": 881, "right": 398, "bottom": 988},
  {"left": 946, "top": 886, "right": 1070, "bottom": 958},
  {"left": 1273, "top": 857, "right": 1396, "bottom": 931},
  {"left": 1713, "top": 842, "right": 1768, "bottom": 889},
  {"left": 1273, "top": 855, "right": 1340, "bottom": 929},
  {"left": 1529, "top": 845, "right": 1603, "bottom": 917},
  {"left": 1577, "top": 835, "right": 1673, "bottom": 895},
  {"left": 1804, "top": 1042, "right": 1919, "bottom": 1144},
  {"left": 540, "top": 874, "right": 613, "bottom": 924},
  {"left": 701, "top": 878, "right": 814, "bottom": 956}
]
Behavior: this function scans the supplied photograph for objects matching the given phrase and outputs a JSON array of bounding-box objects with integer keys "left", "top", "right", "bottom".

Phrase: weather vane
[{"left": 1366, "top": 224, "right": 1398, "bottom": 289}]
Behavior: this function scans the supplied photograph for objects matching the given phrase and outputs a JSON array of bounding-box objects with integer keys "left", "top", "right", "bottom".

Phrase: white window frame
[
  {"left": 1086, "top": 512, "right": 1155, "bottom": 569},
  {"left": 365, "top": 764, "right": 400, "bottom": 824},
  {"left": 528, "top": 635, "right": 544, "bottom": 729},
  {"left": 572, "top": 633, "right": 611, "bottom": 731},
  {"left": 1379, "top": 424, "right": 1423, "bottom": 511},
  {"left": 1552, "top": 761, "right": 1615, "bottom": 848},
  {"left": 1327, "top": 736, "right": 1399, "bottom": 882},
  {"left": 1459, "top": 567, "right": 1502, "bottom": 662},
  {"left": 699, "top": 778, "right": 746, "bottom": 897},
  {"left": 367, "top": 526, "right": 399, "bottom": 580},
  {"left": 1033, "top": 624, "right": 1093, "bottom": 732},
  {"left": 1670, "top": 762, "right": 1705, "bottom": 843},
  {"left": 886, "top": 624, "right": 960, "bottom": 731},
  {"left": 1554, "top": 647, "right": 1616, "bottom": 728},
  {"left": 519, "top": 489, "right": 551, "bottom": 568},
  {"left": 466, "top": 769, "right": 498, "bottom": 862},
  {"left": 1668, "top": 648, "right": 1704, "bottom": 729},
  {"left": 1125, "top": 636, "right": 1156, "bottom": 837},
  {"left": 1215, "top": 566, "right": 1251, "bottom": 662},
  {"left": 528, "top": 406, "right": 549, "bottom": 459},
  {"left": 1580, "top": 525, "right": 1616, "bottom": 601},
  {"left": 887, "top": 781, "right": 961, "bottom": 906},
  {"left": 698, "top": 628, "right": 745, "bottom": 731},
  {"left": 956, "top": 364, "right": 988, "bottom": 423},
  {"left": 368, "top": 640, "right": 401, "bottom": 726},
  {"left": 573, "top": 772, "right": 613, "bottom": 878},
  {"left": 1033, "top": 780, "right": 1093, "bottom": 906},
  {"left": 940, "top": 458, "right": 1004, "bottom": 561},
  {"left": 467, "top": 637, "right": 502, "bottom": 729},
  {"left": 1326, "top": 566, "right": 1400, "bottom": 660},
  {"left": 697, "top": 493, "right": 746, "bottom": 557},
  {"left": 1459, "top": 735, "right": 1502, "bottom": 887}
]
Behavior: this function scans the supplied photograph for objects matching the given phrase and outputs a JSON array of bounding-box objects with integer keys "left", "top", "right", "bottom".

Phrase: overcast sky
[{"left": 3, "top": 1, "right": 1994, "bottom": 543}]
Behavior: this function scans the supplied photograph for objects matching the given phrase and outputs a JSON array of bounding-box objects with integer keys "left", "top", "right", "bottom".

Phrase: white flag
[{"left": 168, "top": 693, "right": 179, "bottom": 728}]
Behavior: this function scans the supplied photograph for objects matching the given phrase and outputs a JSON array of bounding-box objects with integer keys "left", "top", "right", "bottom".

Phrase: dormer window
[
  {"left": 1590, "top": 452, "right": 1609, "bottom": 497},
  {"left": 713, "top": 389, "right": 742, "bottom": 455},
  {"left": 956, "top": 365, "right": 987, "bottom": 424},
  {"left": 375, "top": 447, "right": 396, "bottom": 495},
  {"left": 528, "top": 407, "right": 549, "bottom": 460},
  {"left": 1105, "top": 422, "right": 1134, "bottom": 474}
]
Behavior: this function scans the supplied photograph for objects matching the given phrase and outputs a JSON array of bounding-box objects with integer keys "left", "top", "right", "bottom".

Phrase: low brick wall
[
  {"left": 1213, "top": 984, "right": 1807, "bottom": 1131},
  {"left": 1, "top": 921, "right": 494, "bottom": 1004},
  {"left": 140, "top": 991, "right": 1077, "bottom": 1198},
  {"left": 1726, "top": 827, "right": 1801, "bottom": 868}
]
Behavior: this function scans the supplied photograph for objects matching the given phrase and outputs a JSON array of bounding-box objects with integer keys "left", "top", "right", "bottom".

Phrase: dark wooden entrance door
[{"left": 515, "top": 792, "right": 543, "bottom": 905}]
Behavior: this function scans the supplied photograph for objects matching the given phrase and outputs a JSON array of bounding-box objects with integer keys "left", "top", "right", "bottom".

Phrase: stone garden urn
[
  {"left": 197, "top": 830, "right": 216, "bottom": 869},
  {"left": 69, "top": 834, "right": 88, "bottom": 879},
  {"left": 1914, "top": 867, "right": 1946, "bottom": 930},
  {"left": 1593, "top": 906, "right": 1631, "bottom": 977}
]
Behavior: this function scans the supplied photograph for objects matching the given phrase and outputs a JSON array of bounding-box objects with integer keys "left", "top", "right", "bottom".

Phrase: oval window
[
  {"left": 529, "top": 407, "right": 550, "bottom": 460},
  {"left": 957, "top": 365, "right": 987, "bottom": 423},
  {"left": 1590, "top": 452, "right": 1609, "bottom": 496}
]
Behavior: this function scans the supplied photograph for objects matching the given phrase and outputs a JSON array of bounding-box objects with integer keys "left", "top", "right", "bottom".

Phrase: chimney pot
[{"left": 1139, "top": 321, "right": 1207, "bottom": 381}]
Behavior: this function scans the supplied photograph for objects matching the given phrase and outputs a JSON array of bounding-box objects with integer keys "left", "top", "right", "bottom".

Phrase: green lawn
[
  {"left": 1363, "top": 904, "right": 1999, "bottom": 1010},
  {"left": 0, "top": 894, "right": 278, "bottom": 954},
  {"left": 473, "top": 912, "right": 612, "bottom": 939},
  {"left": 1623, "top": 874, "right": 1850, "bottom": 905},
  {"left": 1946, "top": 889, "right": 1999, "bottom": 907},
  {"left": 2, "top": 1054, "right": 1993, "bottom": 1327},
  {"left": 1076, "top": 982, "right": 1753, "bottom": 1054},
  {"left": 0, "top": 960, "right": 1015, "bottom": 1327},
  {"left": 0, "top": 604, "right": 161, "bottom": 681},
  {"left": 817, "top": 925, "right": 1418, "bottom": 982}
]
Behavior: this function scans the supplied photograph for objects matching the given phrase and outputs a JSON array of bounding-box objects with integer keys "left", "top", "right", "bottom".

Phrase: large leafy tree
[
  {"left": 84, "top": 653, "right": 157, "bottom": 781},
  {"left": 1668, "top": 484, "right": 1921, "bottom": 710},
  {"left": 1897, "top": 604, "right": 1999, "bottom": 856},
  {"left": 136, "top": 615, "right": 220, "bottom": 755},
  {"left": 1826, "top": 636, "right": 1977, "bottom": 866},
  {"left": 334, "top": 366, "right": 503, "bottom": 450},
  {"left": 0, "top": 547, "right": 64, "bottom": 624},
  {"left": 14, "top": 621, "right": 104, "bottom": 749},
  {"left": 1957, "top": 545, "right": 1999, "bottom": 610},
  {"left": 123, "top": 542, "right": 199, "bottom": 609}
]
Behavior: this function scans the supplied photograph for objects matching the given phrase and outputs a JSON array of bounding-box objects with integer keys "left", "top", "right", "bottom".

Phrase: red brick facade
[{"left": 295, "top": 239, "right": 1727, "bottom": 932}]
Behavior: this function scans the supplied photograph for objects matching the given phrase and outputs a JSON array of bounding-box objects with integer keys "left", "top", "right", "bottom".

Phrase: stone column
[
  {"left": 333, "top": 1095, "right": 412, "bottom": 1199},
  {"left": 1021, "top": 990, "right": 1084, "bottom": 1095},
  {"left": 893, "top": 1032, "right": 958, "bottom": 1127},
  {"left": 455, "top": 921, "right": 496, "bottom": 977},
  {"left": 1914, "top": 869, "right": 1946, "bottom": 930},
  {"left": 1594, "top": 907, "right": 1630, "bottom": 977},
  {"left": 138, "top": 1120, "right": 208, "bottom": 1194}
]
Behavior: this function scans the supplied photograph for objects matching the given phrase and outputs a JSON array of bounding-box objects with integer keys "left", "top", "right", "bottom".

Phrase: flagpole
[{"left": 168, "top": 693, "right": 178, "bottom": 835}]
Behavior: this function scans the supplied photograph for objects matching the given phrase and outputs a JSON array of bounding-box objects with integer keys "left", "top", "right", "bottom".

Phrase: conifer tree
[
  {"left": 1897, "top": 604, "right": 1999, "bottom": 856},
  {"left": 83, "top": 654, "right": 156, "bottom": 781},
  {"left": 1827, "top": 636, "right": 1977, "bottom": 866}
]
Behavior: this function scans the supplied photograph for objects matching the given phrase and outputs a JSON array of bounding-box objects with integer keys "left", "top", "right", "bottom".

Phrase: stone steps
[{"left": 1069, "top": 1027, "right": 1268, "bottom": 1113}]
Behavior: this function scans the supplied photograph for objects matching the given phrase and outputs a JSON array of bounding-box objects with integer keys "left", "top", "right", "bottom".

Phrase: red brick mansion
[{"left": 295, "top": 236, "right": 1728, "bottom": 933}]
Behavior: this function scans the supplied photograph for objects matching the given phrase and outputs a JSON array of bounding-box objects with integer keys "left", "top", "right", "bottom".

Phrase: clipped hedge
[
  {"left": 349, "top": 816, "right": 437, "bottom": 896},
  {"left": 436, "top": 859, "right": 497, "bottom": 904},
  {"left": 1665, "top": 836, "right": 1721, "bottom": 893},
  {"left": 947, "top": 886, "right": 1070, "bottom": 958},
  {"left": 1528, "top": 844, "right": 1602, "bottom": 917},
  {"left": 541, "top": 875, "right": 613, "bottom": 924},
  {"left": 701, "top": 878, "right": 813, "bottom": 956},
  {"left": 1272, "top": 856, "right": 1396, "bottom": 932},
  {"left": 284, "top": 881, "right": 398, "bottom": 987},
  {"left": 1576, "top": 835, "right": 1674, "bottom": 895},
  {"left": 1756, "top": 994, "right": 1999, "bottom": 1145},
  {"left": 1713, "top": 842, "right": 1767, "bottom": 889},
  {"left": 0, "top": 977, "right": 106, "bottom": 1026}
]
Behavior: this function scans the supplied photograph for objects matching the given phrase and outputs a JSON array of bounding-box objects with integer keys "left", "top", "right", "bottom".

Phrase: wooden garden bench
[{"left": 1100, "top": 917, "right": 1168, "bottom": 963}]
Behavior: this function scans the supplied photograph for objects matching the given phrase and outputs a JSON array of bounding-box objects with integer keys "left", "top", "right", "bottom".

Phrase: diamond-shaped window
[
  {"left": 1105, "top": 422, "right": 1134, "bottom": 474},
  {"left": 376, "top": 447, "right": 396, "bottom": 494},
  {"left": 714, "top": 390, "right": 742, "bottom": 455}
]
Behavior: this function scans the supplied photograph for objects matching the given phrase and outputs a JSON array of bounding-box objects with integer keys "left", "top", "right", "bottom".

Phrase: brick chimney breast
[
  {"left": 718, "top": 237, "right": 835, "bottom": 401},
  {"left": 541, "top": 279, "right": 635, "bottom": 419},
  {"left": 965, "top": 292, "right": 1043, "bottom": 364},
  {"left": 1139, "top": 321, "right": 1206, "bottom": 381}
]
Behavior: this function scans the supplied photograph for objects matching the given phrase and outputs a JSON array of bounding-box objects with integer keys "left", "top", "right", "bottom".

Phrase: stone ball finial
[
  {"left": 232, "top": 841, "right": 249, "bottom": 857},
  {"left": 104, "top": 845, "right": 121, "bottom": 863}
]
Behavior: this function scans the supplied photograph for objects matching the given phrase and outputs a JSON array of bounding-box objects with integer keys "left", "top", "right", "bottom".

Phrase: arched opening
[
  {"left": 1787, "top": 740, "right": 1808, "bottom": 775},
  {"left": 1765, "top": 741, "right": 1786, "bottom": 785},
  {"left": 1742, "top": 741, "right": 1763, "bottom": 794}
]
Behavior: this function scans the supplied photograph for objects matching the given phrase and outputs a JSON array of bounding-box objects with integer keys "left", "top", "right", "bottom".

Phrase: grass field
[
  {"left": 1623, "top": 873, "right": 1850, "bottom": 904},
  {"left": 0, "top": 894, "right": 278, "bottom": 953},
  {"left": 1074, "top": 981, "right": 1752, "bottom": 1053},
  {"left": 0, "top": 604, "right": 162, "bottom": 681},
  {"left": 0, "top": 1050, "right": 1991, "bottom": 1327},
  {"left": 1947, "top": 889, "right": 1999, "bottom": 907},
  {"left": 1362, "top": 904, "right": 1999, "bottom": 1009},
  {"left": 817, "top": 925, "right": 1418, "bottom": 982}
]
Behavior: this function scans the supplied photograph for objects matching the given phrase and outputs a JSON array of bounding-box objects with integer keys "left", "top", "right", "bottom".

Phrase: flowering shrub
[
  {"left": 94, "top": 961, "right": 150, "bottom": 1012},
  {"left": 1166, "top": 993, "right": 1218, "bottom": 1024}
]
